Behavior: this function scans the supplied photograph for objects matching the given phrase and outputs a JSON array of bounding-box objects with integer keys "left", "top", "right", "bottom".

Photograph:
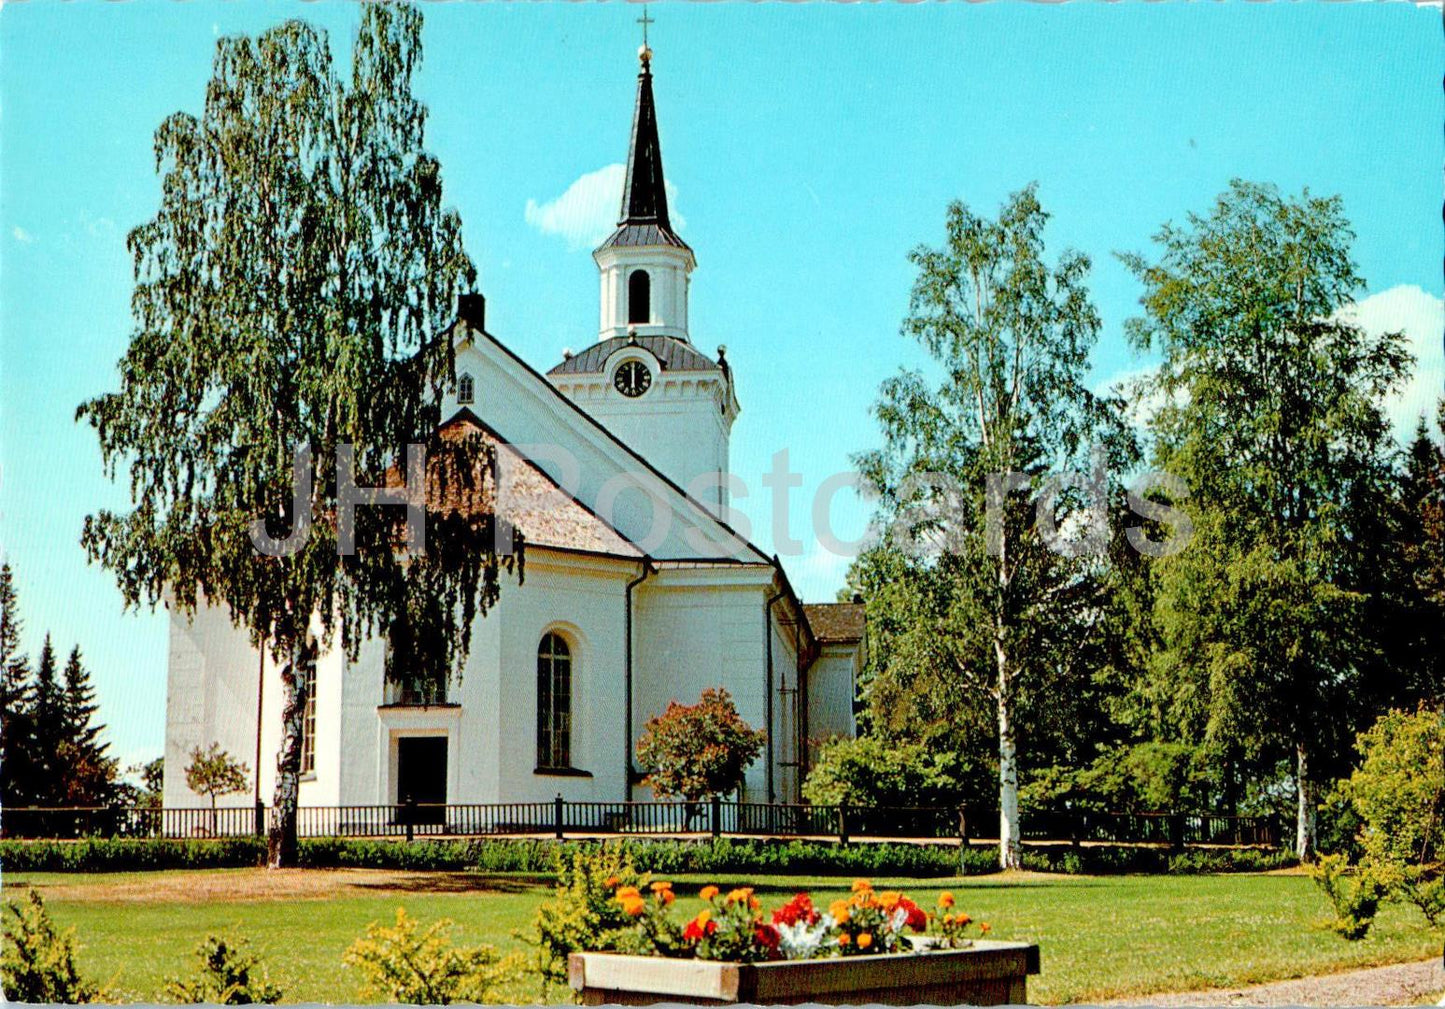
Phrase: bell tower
[
  {"left": 593, "top": 40, "right": 695, "bottom": 343},
  {"left": 548, "top": 34, "right": 738, "bottom": 518}
]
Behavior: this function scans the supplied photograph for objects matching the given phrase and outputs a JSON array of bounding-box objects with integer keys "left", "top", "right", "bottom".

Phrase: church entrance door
[{"left": 396, "top": 735, "right": 448, "bottom": 824}]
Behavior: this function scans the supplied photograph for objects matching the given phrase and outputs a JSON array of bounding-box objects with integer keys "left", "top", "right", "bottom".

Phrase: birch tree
[
  {"left": 856, "top": 185, "right": 1128, "bottom": 869},
  {"left": 1122, "top": 180, "right": 1410, "bottom": 858},
  {"left": 78, "top": 6, "right": 519, "bottom": 866}
]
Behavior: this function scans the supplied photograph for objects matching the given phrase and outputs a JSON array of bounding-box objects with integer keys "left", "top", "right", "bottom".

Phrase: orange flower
[
  {"left": 749, "top": 896, "right": 761, "bottom": 911},
  {"left": 615, "top": 885, "right": 641, "bottom": 900},
  {"left": 604, "top": 876, "right": 621, "bottom": 889},
  {"left": 837, "top": 933, "right": 851, "bottom": 946},
  {"left": 879, "top": 891, "right": 902, "bottom": 910},
  {"left": 619, "top": 895, "right": 646, "bottom": 917},
  {"left": 649, "top": 881, "right": 673, "bottom": 893},
  {"left": 828, "top": 899, "right": 851, "bottom": 922},
  {"left": 938, "top": 891, "right": 955, "bottom": 909},
  {"left": 979, "top": 922, "right": 991, "bottom": 934},
  {"left": 857, "top": 933, "right": 873, "bottom": 950},
  {"left": 660, "top": 890, "right": 676, "bottom": 906},
  {"left": 725, "top": 887, "right": 754, "bottom": 905},
  {"left": 851, "top": 879, "right": 873, "bottom": 893},
  {"left": 956, "top": 913, "right": 972, "bottom": 927},
  {"left": 699, "top": 885, "right": 719, "bottom": 901}
]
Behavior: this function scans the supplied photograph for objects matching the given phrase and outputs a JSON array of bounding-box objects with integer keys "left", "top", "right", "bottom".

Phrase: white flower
[{"left": 776, "top": 916, "right": 833, "bottom": 960}]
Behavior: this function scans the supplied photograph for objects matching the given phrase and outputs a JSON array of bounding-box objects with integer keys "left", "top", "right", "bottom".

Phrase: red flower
[
  {"left": 898, "top": 897, "right": 927, "bottom": 932},
  {"left": 754, "top": 924, "right": 781, "bottom": 957},
  {"left": 771, "top": 893, "right": 820, "bottom": 927}
]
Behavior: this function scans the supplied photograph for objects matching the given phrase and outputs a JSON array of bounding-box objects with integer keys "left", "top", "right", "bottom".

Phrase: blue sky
[{"left": 1, "top": 1, "right": 1441, "bottom": 770}]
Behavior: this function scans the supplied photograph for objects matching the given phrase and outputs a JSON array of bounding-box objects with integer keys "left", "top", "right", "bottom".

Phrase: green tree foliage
[
  {"left": 343, "top": 908, "right": 524, "bottom": 1004},
  {"left": 185, "top": 744, "right": 251, "bottom": 817},
  {"left": 1121, "top": 180, "right": 1411, "bottom": 857},
  {"left": 163, "top": 934, "right": 283, "bottom": 1004},
  {"left": 76, "top": 5, "right": 519, "bottom": 866},
  {"left": 1022, "top": 741, "right": 1211, "bottom": 814},
  {"left": 635, "top": 688, "right": 765, "bottom": 802},
  {"left": 801, "top": 736, "right": 960, "bottom": 808},
  {"left": 0, "top": 890, "right": 102, "bottom": 1003},
  {"left": 28, "top": 636, "right": 67, "bottom": 804},
  {"left": 853, "top": 184, "right": 1131, "bottom": 868},
  {"left": 1339, "top": 706, "right": 1445, "bottom": 869}
]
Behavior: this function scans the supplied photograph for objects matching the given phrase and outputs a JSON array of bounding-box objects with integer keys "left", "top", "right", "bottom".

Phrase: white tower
[{"left": 548, "top": 43, "right": 738, "bottom": 518}]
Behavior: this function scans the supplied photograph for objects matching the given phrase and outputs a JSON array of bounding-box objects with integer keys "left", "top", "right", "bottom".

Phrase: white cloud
[
  {"left": 1338, "top": 284, "right": 1444, "bottom": 443},
  {"left": 525, "top": 164, "right": 684, "bottom": 251},
  {"left": 11, "top": 226, "right": 33, "bottom": 244}
]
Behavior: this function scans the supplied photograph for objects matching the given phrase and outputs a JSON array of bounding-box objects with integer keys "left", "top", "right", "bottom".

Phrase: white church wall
[
  {"left": 162, "top": 600, "right": 261, "bottom": 810},
  {"left": 631, "top": 569, "right": 773, "bottom": 802},
  {"left": 806, "top": 644, "right": 860, "bottom": 764},
  {"left": 769, "top": 608, "right": 804, "bottom": 804}
]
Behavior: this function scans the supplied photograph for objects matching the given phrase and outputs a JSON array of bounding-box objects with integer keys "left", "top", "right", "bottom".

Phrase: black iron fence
[{"left": 0, "top": 800, "right": 1281, "bottom": 847}]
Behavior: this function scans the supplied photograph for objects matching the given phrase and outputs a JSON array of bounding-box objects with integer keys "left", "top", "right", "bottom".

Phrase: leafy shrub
[
  {"left": 0, "top": 890, "right": 103, "bottom": 1003},
  {"left": 1309, "top": 852, "right": 1393, "bottom": 940},
  {"left": 635, "top": 688, "right": 765, "bottom": 801},
  {"left": 801, "top": 736, "right": 961, "bottom": 808},
  {"left": 162, "top": 933, "right": 282, "bottom": 1004},
  {"left": 529, "top": 847, "right": 656, "bottom": 989},
  {"left": 0, "top": 836, "right": 266, "bottom": 872},
  {"left": 1339, "top": 706, "right": 1445, "bottom": 867},
  {"left": 1397, "top": 865, "right": 1445, "bottom": 928},
  {"left": 343, "top": 908, "right": 525, "bottom": 1004}
]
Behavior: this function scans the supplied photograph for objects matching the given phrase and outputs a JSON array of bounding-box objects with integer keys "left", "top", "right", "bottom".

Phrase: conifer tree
[
  {"left": 27, "top": 637, "right": 65, "bottom": 807},
  {"left": 57, "top": 647, "right": 118, "bottom": 806},
  {"left": 0, "top": 563, "right": 36, "bottom": 807}
]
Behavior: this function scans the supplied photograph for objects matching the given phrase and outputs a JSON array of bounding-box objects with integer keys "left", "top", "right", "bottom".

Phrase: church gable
[{"left": 447, "top": 324, "right": 766, "bottom": 564}]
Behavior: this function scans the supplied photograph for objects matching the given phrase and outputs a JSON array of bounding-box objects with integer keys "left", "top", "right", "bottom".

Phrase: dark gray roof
[
  {"left": 547, "top": 335, "right": 717, "bottom": 376},
  {"left": 599, "top": 221, "right": 689, "bottom": 251},
  {"left": 597, "top": 57, "right": 692, "bottom": 256}
]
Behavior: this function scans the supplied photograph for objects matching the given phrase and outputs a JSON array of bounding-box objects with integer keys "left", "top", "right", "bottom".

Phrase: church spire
[{"left": 598, "top": 34, "right": 690, "bottom": 254}]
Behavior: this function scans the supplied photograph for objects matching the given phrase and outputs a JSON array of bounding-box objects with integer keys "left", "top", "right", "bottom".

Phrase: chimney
[{"left": 458, "top": 293, "right": 486, "bottom": 332}]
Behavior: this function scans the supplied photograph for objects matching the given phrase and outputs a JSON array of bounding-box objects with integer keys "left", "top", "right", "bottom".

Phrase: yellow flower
[
  {"left": 938, "top": 891, "right": 956, "bottom": 909},
  {"left": 725, "top": 887, "right": 754, "bottom": 905},
  {"left": 699, "top": 885, "right": 719, "bottom": 901},
  {"left": 857, "top": 933, "right": 873, "bottom": 950},
  {"left": 851, "top": 879, "right": 873, "bottom": 893},
  {"left": 696, "top": 909, "right": 712, "bottom": 926},
  {"left": 941, "top": 913, "right": 954, "bottom": 926},
  {"left": 879, "top": 891, "right": 902, "bottom": 910}
]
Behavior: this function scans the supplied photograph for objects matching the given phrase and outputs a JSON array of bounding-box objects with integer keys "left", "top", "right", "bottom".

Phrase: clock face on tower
[{"left": 613, "top": 360, "right": 653, "bottom": 398}]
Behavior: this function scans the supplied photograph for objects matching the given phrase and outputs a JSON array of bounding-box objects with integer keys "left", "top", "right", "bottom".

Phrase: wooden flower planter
[{"left": 568, "top": 940, "right": 1041, "bottom": 1005}]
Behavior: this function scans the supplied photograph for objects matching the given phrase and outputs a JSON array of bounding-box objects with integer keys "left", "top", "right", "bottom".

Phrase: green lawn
[{"left": 2, "top": 867, "right": 1439, "bottom": 1004}]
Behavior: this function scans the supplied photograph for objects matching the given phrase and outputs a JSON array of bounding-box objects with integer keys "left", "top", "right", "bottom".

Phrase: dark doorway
[{"left": 396, "top": 736, "right": 447, "bottom": 824}]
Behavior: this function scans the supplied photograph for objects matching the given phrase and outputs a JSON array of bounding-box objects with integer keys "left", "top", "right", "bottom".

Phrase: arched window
[
  {"left": 537, "top": 632, "right": 572, "bottom": 768},
  {"left": 458, "top": 373, "right": 474, "bottom": 405},
  {"left": 628, "top": 270, "right": 651, "bottom": 325}
]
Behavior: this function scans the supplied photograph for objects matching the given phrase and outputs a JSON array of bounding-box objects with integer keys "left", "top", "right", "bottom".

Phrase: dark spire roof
[{"left": 598, "top": 51, "right": 691, "bottom": 255}]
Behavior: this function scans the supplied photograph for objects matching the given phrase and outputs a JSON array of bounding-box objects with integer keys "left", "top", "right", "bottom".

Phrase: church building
[{"left": 162, "top": 43, "right": 865, "bottom": 814}]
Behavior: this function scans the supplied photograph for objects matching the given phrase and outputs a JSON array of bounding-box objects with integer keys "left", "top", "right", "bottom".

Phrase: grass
[{"left": 2, "top": 867, "right": 1440, "bottom": 1004}]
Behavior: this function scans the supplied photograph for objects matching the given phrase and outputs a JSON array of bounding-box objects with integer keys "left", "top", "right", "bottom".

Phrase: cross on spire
[{"left": 637, "top": 6, "right": 654, "bottom": 48}]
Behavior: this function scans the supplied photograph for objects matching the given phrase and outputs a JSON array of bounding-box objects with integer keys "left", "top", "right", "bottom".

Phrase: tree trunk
[
  {"left": 1295, "top": 741, "right": 1316, "bottom": 860},
  {"left": 267, "top": 642, "right": 312, "bottom": 868},
  {"left": 996, "top": 641, "right": 1021, "bottom": 871}
]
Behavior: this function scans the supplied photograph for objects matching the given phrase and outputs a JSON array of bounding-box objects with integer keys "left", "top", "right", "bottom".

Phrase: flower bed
[{"left": 565, "top": 878, "right": 1040, "bottom": 1005}]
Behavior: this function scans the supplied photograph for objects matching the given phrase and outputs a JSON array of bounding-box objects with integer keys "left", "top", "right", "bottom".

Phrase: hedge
[{"left": 0, "top": 836, "right": 1295, "bottom": 876}]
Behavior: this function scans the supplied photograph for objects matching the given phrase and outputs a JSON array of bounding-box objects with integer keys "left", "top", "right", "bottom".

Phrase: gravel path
[{"left": 1102, "top": 958, "right": 1444, "bottom": 1006}]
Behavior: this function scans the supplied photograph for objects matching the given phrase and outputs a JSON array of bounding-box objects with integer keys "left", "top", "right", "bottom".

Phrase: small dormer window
[
  {"left": 458, "top": 373, "right": 474, "bottom": 405},
  {"left": 628, "top": 270, "right": 651, "bottom": 325}
]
